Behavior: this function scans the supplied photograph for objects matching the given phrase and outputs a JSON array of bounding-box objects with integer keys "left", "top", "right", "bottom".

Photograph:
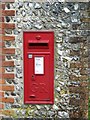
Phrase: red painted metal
[{"left": 23, "top": 31, "right": 54, "bottom": 104}]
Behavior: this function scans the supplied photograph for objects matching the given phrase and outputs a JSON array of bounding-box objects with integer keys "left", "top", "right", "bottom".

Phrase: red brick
[
  {"left": 2, "top": 74, "right": 14, "bottom": 79},
  {"left": 2, "top": 48, "right": 15, "bottom": 54},
  {"left": 0, "top": 42, "right": 5, "bottom": 47},
  {"left": 69, "top": 86, "right": 88, "bottom": 93},
  {"left": 70, "top": 62, "right": 88, "bottom": 68},
  {"left": 0, "top": 85, "right": 14, "bottom": 91},
  {"left": 0, "top": 110, "right": 14, "bottom": 116},
  {"left": 81, "top": 18, "right": 90, "bottom": 22},
  {"left": 80, "top": 58, "right": 88, "bottom": 63},
  {"left": 0, "top": 97, "right": 14, "bottom": 103},
  {"left": 69, "top": 37, "right": 86, "bottom": 43},
  {"left": 0, "top": 55, "right": 5, "bottom": 60},
  {"left": 0, "top": 67, "right": 5, "bottom": 73},
  {"left": 70, "top": 50, "right": 80, "bottom": 56},
  {"left": 70, "top": 98, "right": 79, "bottom": 105},
  {"left": 69, "top": 75, "right": 88, "bottom": 81},
  {"left": 2, "top": 61, "right": 14, "bottom": 67},
  {"left": 0, "top": 29, "right": 5, "bottom": 34},
  {"left": 80, "top": 81, "right": 88, "bottom": 87},
  {"left": 72, "top": 23, "right": 81, "bottom": 30},
  {"left": 1, "top": 35, "right": 15, "bottom": 41},
  {"left": 80, "top": 68, "right": 88, "bottom": 75},
  {"left": 0, "top": 80, "right": 5, "bottom": 84},
  {"left": 1, "top": 0, "right": 15, "bottom": 2},
  {"left": 0, "top": 91, "right": 4, "bottom": 97},
  {"left": 0, "top": 17, "right": 4, "bottom": 22},
  {"left": 2, "top": 36, "right": 15, "bottom": 41},
  {"left": 0, "top": 23, "right": 15, "bottom": 29},
  {"left": 0, "top": 4, "right": 5, "bottom": 10},
  {"left": 0, "top": 104, "right": 4, "bottom": 109},
  {"left": 1, "top": 10, "right": 15, "bottom": 16}
]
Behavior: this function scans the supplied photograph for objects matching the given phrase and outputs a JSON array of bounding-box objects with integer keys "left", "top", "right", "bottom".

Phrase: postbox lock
[
  {"left": 32, "top": 75, "right": 35, "bottom": 80},
  {"left": 36, "top": 35, "right": 41, "bottom": 40}
]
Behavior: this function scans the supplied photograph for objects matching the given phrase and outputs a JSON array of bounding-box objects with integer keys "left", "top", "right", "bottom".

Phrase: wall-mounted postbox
[{"left": 23, "top": 31, "right": 54, "bottom": 104}]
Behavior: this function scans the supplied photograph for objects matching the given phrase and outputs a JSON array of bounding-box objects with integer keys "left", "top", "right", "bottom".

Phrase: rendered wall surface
[{"left": 0, "top": 0, "right": 89, "bottom": 119}]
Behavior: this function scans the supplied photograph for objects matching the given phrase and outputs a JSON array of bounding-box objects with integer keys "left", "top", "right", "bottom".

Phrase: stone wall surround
[{"left": 0, "top": 0, "right": 89, "bottom": 119}]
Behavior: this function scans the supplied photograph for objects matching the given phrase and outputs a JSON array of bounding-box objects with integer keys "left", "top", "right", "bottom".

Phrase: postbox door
[{"left": 26, "top": 53, "right": 52, "bottom": 104}]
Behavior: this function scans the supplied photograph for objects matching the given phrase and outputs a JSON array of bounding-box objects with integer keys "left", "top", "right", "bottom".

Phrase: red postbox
[{"left": 23, "top": 31, "right": 54, "bottom": 104}]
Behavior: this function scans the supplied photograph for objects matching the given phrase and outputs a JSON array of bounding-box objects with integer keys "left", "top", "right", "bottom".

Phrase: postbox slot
[
  {"left": 28, "top": 41, "right": 49, "bottom": 49},
  {"left": 29, "top": 43, "right": 48, "bottom": 46}
]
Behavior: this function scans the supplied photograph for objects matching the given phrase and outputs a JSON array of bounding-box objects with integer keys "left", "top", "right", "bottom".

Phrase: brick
[
  {"left": 0, "top": 104, "right": 4, "bottom": 109},
  {"left": 0, "top": 55, "right": 5, "bottom": 60},
  {"left": 0, "top": 29, "right": 5, "bottom": 34},
  {"left": 72, "top": 23, "right": 81, "bottom": 30},
  {"left": 69, "top": 37, "right": 86, "bottom": 43},
  {"left": 2, "top": 74, "right": 14, "bottom": 79},
  {"left": 80, "top": 68, "right": 88, "bottom": 75},
  {"left": 2, "top": 61, "right": 14, "bottom": 67},
  {"left": 70, "top": 62, "right": 88, "bottom": 68},
  {"left": 0, "top": 4, "right": 5, "bottom": 10},
  {"left": 80, "top": 57, "right": 88, "bottom": 63},
  {"left": 2, "top": 36, "right": 15, "bottom": 41},
  {"left": 0, "top": 35, "right": 15, "bottom": 41},
  {"left": 69, "top": 86, "right": 88, "bottom": 93},
  {"left": 89, "top": 63, "right": 90, "bottom": 68},
  {"left": 72, "top": 23, "right": 90, "bottom": 30},
  {"left": 2, "top": 48, "right": 15, "bottom": 54},
  {"left": 69, "top": 75, "right": 88, "bottom": 81},
  {"left": 0, "top": 85, "right": 14, "bottom": 91},
  {"left": 0, "top": 23, "right": 15, "bottom": 29},
  {"left": 81, "top": 18, "right": 90, "bottom": 22},
  {"left": 0, "top": 80, "right": 5, "bottom": 84},
  {"left": 0, "top": 41, "right": 4, "bottom": 47},
  {"left": 80, "top": 82, "right": 88, "bottom": 87},
  {"left": 0, "top": 97, "right": 14, "bottom": 103},
  {"left": 1, "top": 10, "right": 15, "bottom": 16},
  {"left": 70, "top": 98, "right": 82, "bottom": 106},
  {"left": 0, "top": 17, "right": 4, "bottom": 22},
  {"left": 0, "top": 92, "right": 4, "bottom": 97},
  {"left": 1, "top": 0, "right": 15, "bottom": 2},
  {"left": 0, "top": 110, "right": 14, "bottom": 116},
  {"left": 0, "top": 67, "right": 5, "bottom": 73},
  {"left": 70, "top": 50, "right": 80, "bottom": 56}
]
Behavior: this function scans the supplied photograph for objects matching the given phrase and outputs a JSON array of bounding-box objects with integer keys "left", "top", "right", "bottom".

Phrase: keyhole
[{"left": 32, "top": 75, "right": 34, "bottom": 80}]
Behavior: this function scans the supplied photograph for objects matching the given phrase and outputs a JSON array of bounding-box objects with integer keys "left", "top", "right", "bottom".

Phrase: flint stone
[
  {"left": 11, "top": 92, "right": 16, "bottom": 96},
  {"left": 18, "top": 2, "right": 23, "bottom": 9},
  {"left": 24, "top": 2, "right": 29, "bottom": 10},
  {"left": 42, "top": 2, "right": 50, "bottom": 11},
  {"left": 6, "top": 16, "right": 10, "bottom": 22},
  {"left": 53, "top": 104, "right": 59, "bottom": 110},
  {"left": 5, "top": 29, "right": 12, "bottom": 34},
  {"left": 74, "top": 4, "right": 79, "bottom": 10},
  {"left": 21, "top": 10, "right": 26, "bottom": 17},
  {"left": 28, "top": 2, "right": 34, "bottom": 8},
  {"left": 34, "top": 24, "right": 43, "bottom": 29},
  {"left": 6, "top": 67, "right": 14, "bottom": 72},
  {"left": 34, "top": 3, "right": 41, "bottom": 9},
  {"left": 48, "top": 111, "right": 55, "bottom": 116},
  {"left": 5, "top": 41, "right": 11, "bottom": 47},
  {"left": 17, "top": 18, "right": 21, "bottom": 23},
  {"left": 11, "top": 104, "right": 21, "bottom": 108},
  {"left": 58, "top": 111, "right": 69, "bottom": 118},
  {"left": 63, "top": 7, "right": 70, "bottom": 13},
  {"left": 56, "top": 87, "right": 60, "bottom": 92},
  {"left": 6, "top": 3, "right": 10, "bottom": 9}
]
